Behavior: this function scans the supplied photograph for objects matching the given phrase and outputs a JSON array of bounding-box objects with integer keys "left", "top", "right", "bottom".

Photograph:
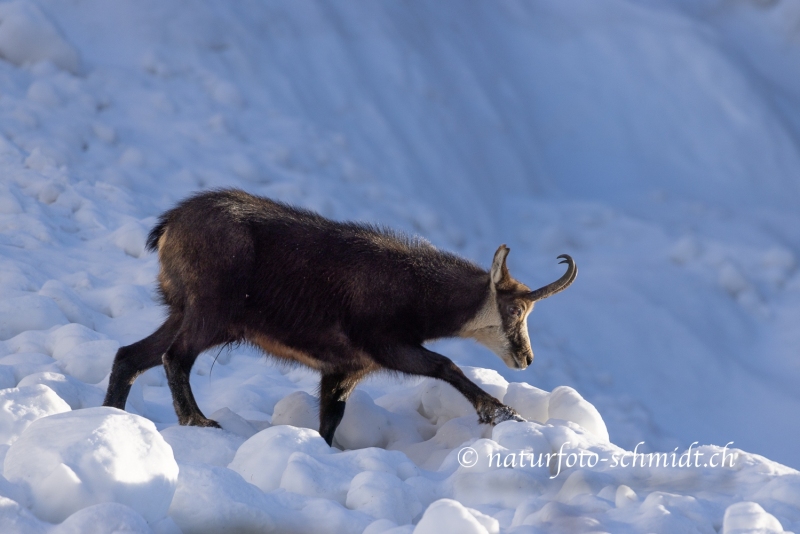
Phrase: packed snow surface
[{"left": 0, "top": 0, "right": 799, "bottom": 532}]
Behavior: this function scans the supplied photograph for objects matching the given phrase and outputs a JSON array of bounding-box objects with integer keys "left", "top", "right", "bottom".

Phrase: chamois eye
[{"left": 508, "top": 305, "right": 522, "bottom": 318}]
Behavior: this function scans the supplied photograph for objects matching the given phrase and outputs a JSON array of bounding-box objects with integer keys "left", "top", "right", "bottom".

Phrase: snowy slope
[{"left": 0, "top": 0, "right": 799, "bottom": 532}]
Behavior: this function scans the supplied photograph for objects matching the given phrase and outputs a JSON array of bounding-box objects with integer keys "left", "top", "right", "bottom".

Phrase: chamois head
[{"left": 462, "top": 245, "right": 577, "bottom": 370}]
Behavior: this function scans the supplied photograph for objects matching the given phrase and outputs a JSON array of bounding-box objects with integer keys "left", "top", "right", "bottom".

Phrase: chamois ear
[{"left": 490, "top": 244, "right": 511, "bottom": 287}]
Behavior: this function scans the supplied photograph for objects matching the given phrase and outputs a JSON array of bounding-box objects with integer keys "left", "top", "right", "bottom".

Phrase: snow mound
[
  {"left": 722, "top": 502, "right": 787, "bottom": 534},
  {"left": 271, "top": 390, "right": 319, "bottom": 431},
  {"left": 414, "top": 498, "right": 499, "bottom": 534},
  {"left": 52, "top": 503, "right": 156, "bottom": 534},
  {"left": 160, "top": 425, "right": 245, "bottom": 467},
  {"left": 0, "top": 1, "right": 79, "bottom": 73},
  {"left": 547, "top": 386, "right": 609, "bottom": 442},
  {"left": 0, "top": 295, "right": 67, "bottom": 341},
  {"left": 228, "top": 425, "right": 332, "bottom": 493},
  {"left": 0, "top": 495, "right": 48, "bottom": 534},
  {"left": 336, "top": 389, "right": 394, "bottom": 450},
  {"left": 17, "top": 372, "right": 104, "bottom": 410},
  {"left": 0, "top": 384, "right": 70, "bottom": 445},
  {"left": 168, "top": 462, "right": 277, "bottom": 534},
  {"left": 484, "top": 383, "right": 608, "bottom": 442},
  {"left": 503, "top": 382, "right": 549, "bottom": 423},
  {"left": 3, "top": 407, "right": 178, "bottom": 523},
  {"left": 347, "top": 470, "right": 423, "bottom": 525}
]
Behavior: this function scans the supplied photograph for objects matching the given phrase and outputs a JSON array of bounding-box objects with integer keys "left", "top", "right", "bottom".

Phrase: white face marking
[
  {"left": 459, "top": 290, "right": 517, "bottom": 368},
  {"left": 460, "top": 290, "right": 502, "bottom": 332}
]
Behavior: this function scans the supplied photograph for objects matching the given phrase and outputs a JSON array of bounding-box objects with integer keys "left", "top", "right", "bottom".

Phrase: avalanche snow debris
[{"left": 0, "top": 0, "right": 797, "bottom": 532}]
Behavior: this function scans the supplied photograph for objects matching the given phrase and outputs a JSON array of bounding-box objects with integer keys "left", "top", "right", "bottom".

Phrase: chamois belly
[{"left": 246, "top": 331, "right": 324, "bottom": 370}]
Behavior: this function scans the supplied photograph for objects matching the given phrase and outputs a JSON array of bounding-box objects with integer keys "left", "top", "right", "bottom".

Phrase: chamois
[{"left": 103, "top": 189, "right": 577, "bottom": 445}]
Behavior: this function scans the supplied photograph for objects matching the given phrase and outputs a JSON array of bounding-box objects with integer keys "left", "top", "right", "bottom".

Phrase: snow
[
  {"left": 547, "top": 386, "right": 608, "bottom": 442},
  {"left": 0, "top": 296, "right": 66, "bottom": 340},
  {"left": 414, "top": 499, "right": 499, "bottom": 534},
  {"left": 0, "top": 0, "right": 798, "bottom": 531},
  {"left": 0, "top": 384, "right": 69, "bottom": 445},
  {"left": 4, "top": 407, "right": 178, "bottom": 524},
  {"left": 0, "top": 1, "right": 79, "bottom": 74},
  {"left": 228, "top": 426, "right": 334, "bottom": 494},
  {"left": 723, "top": 502, "right": 787, "bottom": 534}
]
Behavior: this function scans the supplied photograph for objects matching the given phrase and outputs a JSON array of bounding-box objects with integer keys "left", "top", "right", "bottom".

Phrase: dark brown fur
[{"left": 103, "top": 189, "right": 574, "bottom": 445}]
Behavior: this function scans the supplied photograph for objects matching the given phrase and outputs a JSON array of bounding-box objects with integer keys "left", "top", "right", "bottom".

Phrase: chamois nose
[{"left": 525, "top": 354, "right": 533, "bottom": 366}]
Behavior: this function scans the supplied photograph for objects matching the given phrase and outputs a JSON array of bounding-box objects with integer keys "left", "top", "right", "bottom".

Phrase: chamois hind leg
[
  {"left": 377, "top": 345, "right": 525, "bottom": 425},
  {"left": 104, "top": 312, "right": 183, "bottom": 410},
  {"left": 318, "top": 370, "right": 368, "bottom": 446},
  {"left": 162, "top": 317, "right": 224, "bottom": 428}
]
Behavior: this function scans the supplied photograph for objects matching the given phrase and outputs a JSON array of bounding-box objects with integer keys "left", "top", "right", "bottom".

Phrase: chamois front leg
[
  {"left": 318, "top": 370, "right": 366, "bottom": 446},
  {"left": 377, "top": 345, "right": 525, "bottom": 425}
]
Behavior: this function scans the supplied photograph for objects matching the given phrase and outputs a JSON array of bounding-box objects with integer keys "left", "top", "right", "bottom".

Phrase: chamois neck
[{"left": 422, "top": 271, "right": 492, "bottom": 340}]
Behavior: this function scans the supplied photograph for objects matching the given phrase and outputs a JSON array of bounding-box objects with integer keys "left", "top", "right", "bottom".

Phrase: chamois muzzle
[{"left": 525, "top": 254, "right": 577, "bottom": 302}]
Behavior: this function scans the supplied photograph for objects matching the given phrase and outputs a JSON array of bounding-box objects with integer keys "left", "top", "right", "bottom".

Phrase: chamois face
[
  {"left": 495, "top": 288, "right": 535, "bottom": 369},
  {"left": 460, "top": 245, "right": 536, "bottom": 370}
]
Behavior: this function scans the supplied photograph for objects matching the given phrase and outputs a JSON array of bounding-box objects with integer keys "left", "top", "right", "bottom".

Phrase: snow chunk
[
  {"left": 346, "top": 471, "right": 423, "bottom": 525},
  {"left": 168, "top": 462, "right": 276, "bottom": 533},
  {"left": 52, "top": 503, "right": 155, "bottom": 534},
  {"left": 491, "top": 421, "right": 550, "bottom": 455},
  {"left": 0, "top": 384, "right": 70, "bottom": 445},
  {"left": 722, "top": 502, "right": 786, "bottom": 534},
  {"left": 504, "top": 382, "right": 549, "bottom": 423},
  {"left": 414, "top": 499, "right": 498, "bottom": 534},
  {"left": 3, "top": 407, "right": 178, "bottom": 523},
  {"left": 363, "top": 519, "right": 407, "bottom": 534},
  {"left": 555, "top": 469, "right": 610, "bottom": 505},
  {"left": 462, "top": 367, "right": 508, "bottom": 401},
  {"left": 58, "top": 339, "right": 119, "bottom": 384},
  {"left": 272, "top": 390, "right": 319, "bottom": 431},
  {"left": 160, "top": 424, "right": 245, "bottom": 467},
  {"left": 50, "top": 323, "right": 104, "bottom": 359},
  {"left": 0, "top": 495, "right": 48, "bottom": 533},
  {"left": 547, "top": 386, "right": 609, "bottom": 442},
  {"left": 0, "top": 295, "right": 67, "bottom": 340},
  {"left": 615, "top": 484, "right": 638, "bottom": 508},
  {"left": 632, "top": 491, "right": 712, "bottom": 532},
  {"left": 279, "top": 446, "right": 419, "bottom": 506},
  {"left": 228, "top": 425, "right": 332, "bottom": 493},
  {"left": 0, "top": 352, "right": 59, "bottom": 384},
  {"left": 336, "top": 390, "right": 391, "bottom": 449},
  {"left": 48, "top": 324, "right": 118, "bottom": 383},
  {"left": 418, "top": 379, "right": 474, "bottom": 424},
  {"left": 0, "top": 1, "right": 79, "bottom": 73},
  {"left": 18, "top": 371, "right": 104, "bottom": 409},
  {"left": 208, "top": 407, "right": 260, "bottom": 438}
]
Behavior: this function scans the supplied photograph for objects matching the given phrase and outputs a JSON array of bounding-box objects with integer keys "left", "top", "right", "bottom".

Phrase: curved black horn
[{"left": 526, "top": 254, "right": 577, "bottom": 302}]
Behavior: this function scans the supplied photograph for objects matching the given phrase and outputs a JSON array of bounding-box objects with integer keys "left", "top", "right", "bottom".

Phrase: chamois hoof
[
  {"left": 489, "top": 405, "right": 526, "bottom": 425},
  {"left": 182, "top": 416, "right": 222, "bottom": 429}
]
